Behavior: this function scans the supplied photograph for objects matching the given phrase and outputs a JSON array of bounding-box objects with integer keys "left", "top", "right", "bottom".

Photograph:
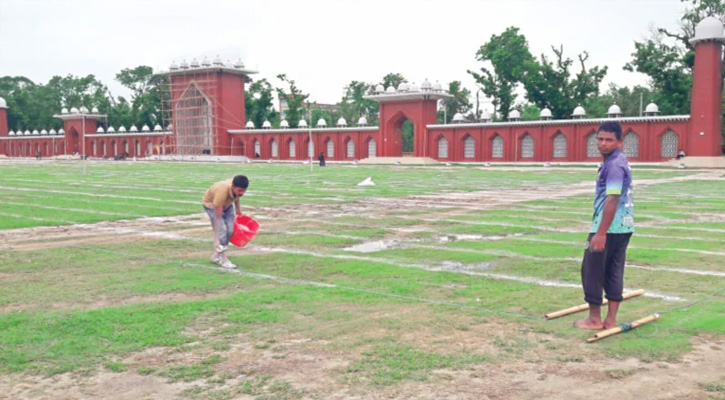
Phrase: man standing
[
  {"left": 574, "top": 122, "right": 634, "bottom": 330},
  {"left": 202, "top": 175, "right": 249, "bottom": 269}
]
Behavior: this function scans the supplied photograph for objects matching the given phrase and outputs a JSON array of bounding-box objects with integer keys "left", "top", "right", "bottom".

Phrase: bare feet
[
  {"left": 574, "top": 317, "right": 604, "bottom": 330},
  {"left": 603, "top": 318, "right": 617, "bottom": 329}
]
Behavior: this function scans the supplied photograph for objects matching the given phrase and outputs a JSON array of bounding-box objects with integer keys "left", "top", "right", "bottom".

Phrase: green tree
[
  {"left": 0, "top": 76, "right": 45, "bottom": 130},
  {"left": 623, "top": 35, "right": 692, "bottom": 115},
  {"left": 584, "top": 84, "right": 657, "bottom": 118},
  {"left": 46, "top": 74, "right": 111, "bottom": 113},
  {"left": 0, "top": 75, "right": 110, "bottom": 131},
  {"left": 441, "top": 81, "right": 472, "bottom": 123},
  {"left": 113, "top": 66, "right": 166, "bottom": 128},
  {"left": 339, "top": 80, "right": 378, "bottom": 125},
  {"left": 245, "top": 78, "right": 278, "bottom": 128},
  {"left": 310, "top": 108, "right": 334, "bottom": 128},
  {"left": 521, "top": 104, "right": 540, "bottom": 121},
  {"left": 276, "top": 74, "right": 308, "bottom": 128},
  {"left": 107, "top": 97, "right": 134, "bottom": 129},
  {"left": 522, "top": 45, "right": 608, "bottom": 119},
  {"left": 468, "top": 27, "right": 534, "bottom": 120},
  {"left": 623, "top": 0, "right": 725, "bottom": 115},
  {"left": 380, "top": 73, "right": 407, "bottom": 89}
]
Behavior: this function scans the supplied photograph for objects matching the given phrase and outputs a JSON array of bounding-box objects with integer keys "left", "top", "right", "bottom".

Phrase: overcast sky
[{"left": 0, "top": 0, "right": 687, "bottom": 112}]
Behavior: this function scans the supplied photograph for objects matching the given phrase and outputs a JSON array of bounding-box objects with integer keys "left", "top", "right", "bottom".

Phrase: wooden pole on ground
[
  {"left": 545, "top": 289, "right": 645, "bottom": 320},
  {"left": 587, "top": 313, "right": 660, "bottom": 343}
]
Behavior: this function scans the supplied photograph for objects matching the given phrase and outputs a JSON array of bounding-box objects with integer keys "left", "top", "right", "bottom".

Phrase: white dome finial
[{"left": 691, "top": 16, "right": 725, "bottom": 44}]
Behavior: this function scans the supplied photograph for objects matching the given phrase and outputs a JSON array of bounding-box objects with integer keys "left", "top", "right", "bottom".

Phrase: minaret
[
  {"left": 0, "top": 97, "right": 8, "bottom": 155},
  {"left": 689, "top": 16, "right": 725, "bottom": 157}
]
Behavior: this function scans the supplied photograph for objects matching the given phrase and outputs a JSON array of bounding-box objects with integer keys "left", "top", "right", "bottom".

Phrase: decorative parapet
[
  {"left": 426, "top": 115, "right": 691, "bottom": 129},
  {"left": 84, "top": 131, "right": 173, "bottom": 138},
  {"left": 229, "top": 126, "right": 379, "bottom": 135}
]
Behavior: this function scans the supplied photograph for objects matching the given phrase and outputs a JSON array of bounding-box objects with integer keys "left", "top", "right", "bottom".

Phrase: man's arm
[
  {"left": 590, "top": 195, "right": 620, "bottom": 252},
  {"left": 234, "top": 198, "right": 242, "bottom": 216}
]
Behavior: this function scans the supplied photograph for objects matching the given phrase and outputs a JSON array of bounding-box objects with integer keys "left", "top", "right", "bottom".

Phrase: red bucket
[{"left": 230, "top": 215, "right": 260, "bottom": 247}]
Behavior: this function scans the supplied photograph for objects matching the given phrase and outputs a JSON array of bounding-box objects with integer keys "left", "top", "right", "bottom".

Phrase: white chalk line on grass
[
  {"left": 0, "top": 186, "right": 199, "bottom": 205},
  {"left": 0, "top": 200, "right": 145, "bottom": 218},
  {"left": 627, "top": 264, "right": 725, "bottom": 278},
  {"left": 265, "top": 227, "right": 725, "bottom": 279},
  {"left": 0, "top": 177, "right": 205, "bottom": 195},
  {"left": 18, "top": 193, "right": 195, "bottom": 215},
  {"left": 69, "top": 245, "right": 548, "bottom": 322},
  {"left": 0, "top": 211, "right": 75, "bottom": 225},
  {"left": 249, "top": 245, "right": 685, "bottom": 302},
  {"left": 512, "top": 237, "right": 725, "bottom": 256}
]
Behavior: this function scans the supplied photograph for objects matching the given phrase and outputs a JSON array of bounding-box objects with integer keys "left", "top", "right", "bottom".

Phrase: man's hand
[
  {"left": 235, "top": 209, "right": 242, "bottom": 217},
  {"left": 589, "top": 232, "right": 606, "bottom": 252}
]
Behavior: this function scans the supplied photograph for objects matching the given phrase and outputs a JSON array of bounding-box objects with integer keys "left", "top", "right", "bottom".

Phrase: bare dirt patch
[{"left": 2, "top": 328, "right": 722, "bottom": 400}]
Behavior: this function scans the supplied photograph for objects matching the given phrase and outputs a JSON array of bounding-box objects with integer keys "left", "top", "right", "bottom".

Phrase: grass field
[{"left": 0, "top": 160, "right": 723, "bottom": 399}]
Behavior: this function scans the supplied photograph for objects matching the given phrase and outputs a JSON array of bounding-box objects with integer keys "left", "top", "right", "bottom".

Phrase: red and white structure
[{"left": 0, "top": 17, "right": 723, "bottom": 162}]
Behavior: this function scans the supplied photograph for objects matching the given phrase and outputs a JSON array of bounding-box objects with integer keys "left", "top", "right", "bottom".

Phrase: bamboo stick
[
  {"left": 587, "top": 313, "right": 660, "bottom": 343},
  {"left": 545, "top": 289, "right": 645, "bottom": 319}
]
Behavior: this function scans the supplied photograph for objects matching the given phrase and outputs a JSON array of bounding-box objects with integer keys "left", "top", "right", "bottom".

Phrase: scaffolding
[{"left": 160, "top": 67, "right": 244, "bottom": 156}]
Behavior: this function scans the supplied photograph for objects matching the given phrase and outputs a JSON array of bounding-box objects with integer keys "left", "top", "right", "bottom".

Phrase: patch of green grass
[
  {"left": 160, "top": 363, "right": 215, "bottom": 383},
  {"left": 346, "top": 343, "right": 491, "bottom": 386},
  {"left": 104, "top": 361, "right": 127, "bottom": 372},
  {"left": 699, "top": 380, "right": 725, "bottom": 393},
  {"left": 137, "top": 366, "right": 157, "bottom": 375}
]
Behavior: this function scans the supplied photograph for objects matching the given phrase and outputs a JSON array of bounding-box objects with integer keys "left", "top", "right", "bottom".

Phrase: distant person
[
  {"left": 574, "top": 121, "right": 634, "bottom": 331},
  {"left": 676, "top": 149, "right": 686, "bottom": 160},
  {"left": 318, "top": 152, "right": 326, "bottom": 167},
  {"left": 202, "top": 175, "right": 249, "bottom": 269},
  {"left": 35, "top": 150, "right": 41, "bottom": 160},
  {"left": 254, "top": 152, "right": 260, "bottom": 158}
]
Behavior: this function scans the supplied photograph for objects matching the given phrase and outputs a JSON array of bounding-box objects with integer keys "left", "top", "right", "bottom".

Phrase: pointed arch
[
  {"left": 623, "top": 130, "right": 639, "bottom": 158},
  {"left": 270, "top": 138, "right": 278, "bottom": 157},
  {"left": 325, "top": 137, "right": 334, "bottom": 158},
  {"left": 521, "top": 133, "right": 534, "bottom": 158},
  {"left": 491, "top": 134, "right": 503, "bottom": 158},
  {"left": 660, "top": 129, "right": 678, "bottom": 158},
  {"left": 463, "top": 134, "right": 475, "bottom": 159},
  {"left": 586, "top": 131, "right": 598, "bottom": 158},
  {"left": 437, "top": 135, "right": 449, "bottom": 158},
  {"left": 288, "top": 138, "right": 296, "bottom": 158},
  {"left": 553, "top": 132, "right": 567, "bottom": 158},
  {"left": 254, "top": 139, "right": 261, "bottom": 157},
  {"left": 366, "top": 137, "right": 377, "bottom": 158},
  {"left": 307, "top": 138, "right": 314, "bottom": 158},
  {"left": 345, "top": 136, "right": 355, "bottom": 158},
  {"left": 175, "top": 81, "right": 213, "bottom": 155}
]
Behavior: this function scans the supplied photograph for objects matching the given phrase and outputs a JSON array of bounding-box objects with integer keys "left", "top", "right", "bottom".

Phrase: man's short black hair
[
  {"left": 598, "top": 121, "right": 623, "bottom": 140},
  {"left": 233, "top": 175, "right": 249, "bottom": 189}
]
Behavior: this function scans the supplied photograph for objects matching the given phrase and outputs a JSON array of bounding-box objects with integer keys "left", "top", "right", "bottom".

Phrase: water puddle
[
  {"left": 343, "top": 240, "right": 399, "bottom": 253},
  {"left": 436, "top": 233, "right": 523, "bottom": 243},
  {"left": 434, "top": 261, "right": 492, "bottom": 272}
]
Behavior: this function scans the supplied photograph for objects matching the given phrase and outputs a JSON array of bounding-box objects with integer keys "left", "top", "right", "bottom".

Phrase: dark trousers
[{"left": 581, "top": 233, "right": 632, "bottom": 306}]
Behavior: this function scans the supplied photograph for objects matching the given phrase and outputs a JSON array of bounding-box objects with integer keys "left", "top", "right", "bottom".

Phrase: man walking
[
  {"left": 574, "top": 122, "right": 634, "bottom": 330},
  {"left": 202, "top": 175, "right": 249, "bottom": 269}
]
